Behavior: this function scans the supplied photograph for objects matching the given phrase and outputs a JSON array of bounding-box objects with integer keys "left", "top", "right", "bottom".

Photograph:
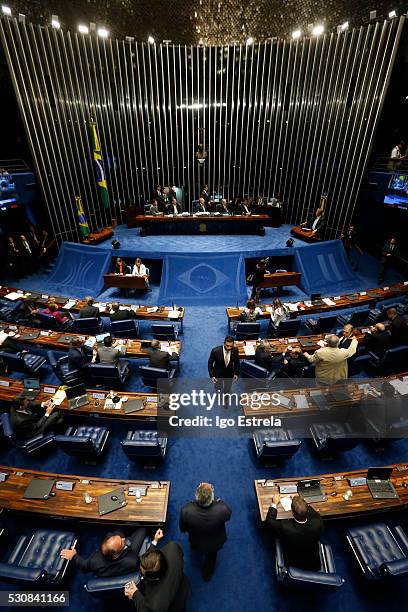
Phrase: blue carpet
[{"left": 0, "top": 235, "right": 407, "bottom": 612}]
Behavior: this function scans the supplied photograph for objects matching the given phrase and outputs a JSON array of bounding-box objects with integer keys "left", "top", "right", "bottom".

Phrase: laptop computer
[
  {"left": 65, "top": 383, "right": 89, "bottom": 409},
  {"left": 310, "top": 293, "right": 322, "bottom": 305},
  {"left": 367, "top": 467, "right": 399, "bottom": 499},
  {"left": 24, "top": 478, "right": 55, "bottom": 500},
  {"left": 98, "top": 487, "right": 127, "bottom": 516},
  {"left": 16, "top": 378, "right": 41, "bottom": 401},
  {"left": 123, "top": 399, "right": 145, "bottom": 414},
  {"left": 297, "top": 479, "right": 326, "bottom": 503}
]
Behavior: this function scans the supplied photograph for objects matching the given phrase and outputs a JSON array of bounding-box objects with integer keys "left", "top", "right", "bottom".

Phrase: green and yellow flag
[
  {"left": 75, "top": 196, "right": 90, "bottom": 237},
  {"left": 90, "top": 121, "right": 110, "bottom": 209}
]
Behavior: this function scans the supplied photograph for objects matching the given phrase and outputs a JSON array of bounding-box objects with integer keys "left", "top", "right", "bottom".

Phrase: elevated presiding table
[
  {"left": 255, "top": 462, "right": 408, "bottom": 521},
  {"left": 133, "top": 214, "right": 273, "bottom": 235},
  {"left": 104, "top": 273, "right": 148, "bottom": 291},
  {"left": 0, "top": 466, "right": 169, "bottom": 525},
  {"left": 259, "top": 271, "right": 302, "bottom": 289}
]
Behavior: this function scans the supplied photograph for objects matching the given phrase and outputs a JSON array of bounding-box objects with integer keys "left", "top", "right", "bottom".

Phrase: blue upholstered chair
[
  {"left": 47, "top": 350, "right": 81, "bottom": 385},
  {"left": 36, "top": 312, "right": 65, "bottom": 331},
  {"left": 337, "top": 308, "right": 370, "bottom": 327},
  {"left": 347, "top": 523, "right": 408, "bottom": 580},
  {"left": 111, "top": 319, "right": 139, "bottom": 339},
  {"left": 139, "top": 365, "right": 176, "bottom": 389},
  {"left": 0, "top": 351, "right": 46, "bottom": 375},
  {"left": 253, "top": 429, "right": 301, "bottom": 465},
  {"left": 240, "top": 360, "right": 277, "bottom": 387},
  {"left": 84, "top": 531, "right": 151, "bottom": 597},
  {"left": 368, "top": 345, "right": 408, "bottom": 375},
  {"left": 54, "top": 425, "right": 109, "bottom": 460},
  {"left": 235, "top": 323, "right": 260, "bottom": 341},
  {"left": 309, "top": 422, "right": 360, "bottom": 456},
  {"left": 0, "top": 413, "right": 55, "bottom": 455},
  {"left": 71, "top": 317, "right": 102, "bottom": 335},
  {"left": 305, "top": 315, "right": 338, "bottom": 333},
  {"left": 269, "top": 319, "right": 301, "bottom": 338},
  {"left": 151, "top": 324, "right": 179, "bottom": 341},
  {"left": 348, "top": 354, "right": 372, "bottom": 377},
  {"left": 89, "top": 362, "right": 130, "bottom": 387},
  {"left": 121, "top": 430, "right": 168, "bottom": 466},
  {"left": 275, "top": 539, "right": 344, "bottom": 588},
  {"left": 0, "top": 529, "right": 77, "bottom": 584}
]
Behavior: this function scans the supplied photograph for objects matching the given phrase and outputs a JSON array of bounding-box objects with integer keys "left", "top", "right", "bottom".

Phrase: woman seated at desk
[
  {"left": 132, "top": 258, "right": 150, "bottom": 289},
  {"left": 115, "top": 257, "right": 131, "bottom": 275},
  {"left": 239, "top": 299, "right": 263, "bottom": 322},
  {"left": 268, "top": 298, "right": 289, "bottom": 329}
]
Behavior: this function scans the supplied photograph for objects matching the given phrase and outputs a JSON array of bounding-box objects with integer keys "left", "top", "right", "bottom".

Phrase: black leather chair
[
  {"left": 72, "top": 317, "right": 102, "bottom": 335},
  {"left": 253, "top": 429, "right": 301, "bottom": 465},
  {"left": 235, "top": 323, "right": 260, "bottom": 341},
  {"left": 305, "top": 315, "right": 338, "bottom": 334},
  {"left": 337, "top": 308, "right": 370, "bottom": 327},
  {"left": 0, "top": 412, "right": 55, "bottom": 455},
  {"left": 275, "top": 539, "right": 344, "bottom": 588},
  {"left": 270, "top": 319, "right": 301, "bottom": 338},
  {"left": 121, "top": 430, "right": 168, "bottom": 467},
  {"left": 36, "top": 312, "right": 65, "bottom": 331},
  {"left": 151, "top": 324, "right": 179, "bottom": 341},
  {"left": 0, "top": 351, "right": 46, "bottom": 375},
  {"left": 347, "top": 523, "right": 408, "bottom": 580},
  {"left": 54, "top": 425, "right": 109, "bottom": 460},
  {"left": 47, "top": 350, "right": 81, "bottom": 385},
  {"left": 139, "top": 365, "right": 176, "bottom": 389},
  {"left": 111, "top": 319, "right": 139, "bottom": 339},
  {"left": 89, "top": 362, "right": 130, "bottom": 388},
  {"left": 0, "top": 528, "right": 77, "bottom": 584},
  {"left": 309, "top": 422, "right": 359, "bottom": 456},
  {"left": 240, "top": 360, "right": 276, "bottom": 388},
  {"left": 84, "top": 530, "right": 151, "bottom": 597}
]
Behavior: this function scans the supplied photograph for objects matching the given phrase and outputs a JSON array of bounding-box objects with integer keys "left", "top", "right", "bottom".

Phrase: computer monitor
[
  {"left": 23, "top": 378, "right": 40, "bottom": 390},
  {"left": 65, "top": 383, "right": 87, "bottom": 400}
]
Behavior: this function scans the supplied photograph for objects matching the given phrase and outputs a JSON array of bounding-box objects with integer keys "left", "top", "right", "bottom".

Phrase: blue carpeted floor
[{"left": 1, "top": 233, "right": 407, "bottom": 612}]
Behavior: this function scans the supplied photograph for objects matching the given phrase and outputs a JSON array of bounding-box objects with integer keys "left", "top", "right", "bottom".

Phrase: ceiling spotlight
[
  {"left": 1, "top": 5, "right": 11, "bottom": 16},
  {"left": 78, "top": 24, "right": 89, "bottom": 34},
  {"left": 292, "top": 29, "right": 301, "bottom": 39},
  {"left": 246, "top": 36, "right": 254, "bottom": 45},
  {"left": 312, "top": 24, "right": 324, "bottom": 36},
  {"left": 148, "top": 35, "right": 155, "bottom": 44},
  {"left": 388, "top": 10, "right": 397, "bottom": 19},
  {"left": 340, "top": 21, "right": 349, "bottom": 30},
  {"left": 51, "top": 15, "right": 60, "bottom": 29},
  {"left": 97, "top": 27, "right": 109, "bottom": 38}
]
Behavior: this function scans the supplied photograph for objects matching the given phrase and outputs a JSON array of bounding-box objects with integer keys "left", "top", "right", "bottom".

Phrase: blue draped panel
[
  {"left": 158, "top": 253, "right": 246, "bottom": 305},
  {"left": 44, "top": 242, "right": 111, "bottom": 297},
  {"left": 295, "top": 240, "right": 357, "bottom": 294}
]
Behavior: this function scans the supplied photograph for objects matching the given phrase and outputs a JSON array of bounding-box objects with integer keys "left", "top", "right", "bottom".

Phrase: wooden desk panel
[
  {"left": 0, "top": 323, "right": 181, "bottom": 360},
  {"left": 0, "top": 466, "right": 169, "bottom": 525},
  {"left": 254, "top": 463, "right": 408, "bottom": 521},
  {"left": 104, "top": 274, "right": 148, "bottom": 291},
  {"left": 82, "top": 227, "right": 113, "bottom": 245},
  {"left": 290, "top": 226, "right": 321, "bottom": 242},
  {"left": 226, "top": 281, "right": 408, "bottom": 328},
  {"left": 133, "top": 214, "right": 272, "bottom": 224},
  {"left": 260, "top": 272, "right": 302, "bottom": 289},
  {"left": 0, "top": 377, "right": 158, "bottom": 422}
]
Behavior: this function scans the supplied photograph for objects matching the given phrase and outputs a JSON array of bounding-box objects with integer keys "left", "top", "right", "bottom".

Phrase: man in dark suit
[
  {"left": 68, "top": 339, "right": 93, "bottom": 376},
  {"left": 265, "top": 494, "right": 323, "bottom": 571},
  {"left": 146, "top": 339, "right": 179, "bottom": 370},
  {"left": 338, "top": 324, "right": 354, "bottom": 349},
  {"left": 108, "top": 302, "right": 137, "bottom": 322},
  {"left": 200, "top": 184, "right": 211, "bottom": 207},
  {"left": 300, "top": 208, "right": 325, "bottom": 237},
  {"left": 216, "top": 199, "right": 230, "bottom": 214},
  {"left": 124, "top": 538, "right": 191, "bottom": 611},
  {"left": 10, "top": 398, "right": 63, "bottom": 439},
  {"left": 280, "top": 347, "right": 308, "bottom": 378},
  {"left": 255, "top": 341, "right": 281, "bottom": 373},
  {"left": 386, "top": 308, "right": 408, "bottom": 346},
  {"left": 179, "top": 482, "right": 232, "bottom": 581},
  {"left": 166, "top": 197, "right": 182, "bottom": 215},
  {"left": 61, "top": 527, "right": 153, "bottom": 577},
  {"left": 208, "top": 336, "right": 240, "bottom": 394},
  {"left": 378, "top": 237, "right": 399, "bottom": 284},
  {"left": 79, "top": 297, "right": 100, "bottom": 319},
  {"left": 363, "top": 323, "right": 391, "bottom": 358},
  {"left": 196, "top": 197, "right": 208, "bottom": 213},
  {"left": 152, "top": 185, "right": 166, "bottom": 213},
  {"left": 238, "top": 199, "right": 251, "bottom": 216}
]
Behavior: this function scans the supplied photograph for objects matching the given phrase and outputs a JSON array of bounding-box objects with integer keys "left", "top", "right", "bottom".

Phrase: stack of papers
[
  {"left": 147, "top": 307, "right": 159, "bottom": 313},
  {"left": 94, "top": 303, "right": 107, "bottom": 312},
  {"left": 4, "top": 292, "right": 22, "bottom": 301},
  {"left": 244, "top": 344, "right": 256, "bottom": 356},
  {"left": 389, "top": 380, "right": 408, "bottom": 396},
  {"left": 160, "top": 342, "right": 178, "bottom": 355},
  {"left": 85, "top": 337, "right": 96, "bottom": 348},
  {"left": 317, "top": 340, "right": 327, "bottom": 347},
  {"left": 280, "top": 495, "right": 293, "bottom": 512},
  {"left": 52, "top": 389, "right": 66, "bottom": 405},
  {"left": 284, "top": 302, "right": 299, "bottom": 312},
  {"left": 168, "top": 310, "right": 180, "bottom": 319},
  {"left": 322, "top": 298, "right": 336, "bottom": 306},
  {"left": 63, "top": 300, "right": 76, "bottom": 310},
  {"left": 303, "top": 301, "right": 312, "bottom": 308}
]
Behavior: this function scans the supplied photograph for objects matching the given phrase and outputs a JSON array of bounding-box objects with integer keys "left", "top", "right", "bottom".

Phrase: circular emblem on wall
[{"left": 199, "top": 223, "right": 207, "bottom": 233}]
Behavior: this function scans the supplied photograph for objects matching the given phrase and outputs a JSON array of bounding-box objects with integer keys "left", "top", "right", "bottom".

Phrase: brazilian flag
[
  {"left": 75, "top": 196, "right": 90, "bottom": 237},
  {"left": 91, "top": 121, "right": 110, "bottom": 209}
]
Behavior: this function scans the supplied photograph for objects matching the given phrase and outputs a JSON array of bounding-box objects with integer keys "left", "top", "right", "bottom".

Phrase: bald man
[
  {"left": 60, "top": 528, "right": 159, "bottom": 577},
  {"left": 364, "top": 323, "right": 391, "bottom": 359},
  {"left": 304, "top": 334, "right": 358, "bottom": 385}
]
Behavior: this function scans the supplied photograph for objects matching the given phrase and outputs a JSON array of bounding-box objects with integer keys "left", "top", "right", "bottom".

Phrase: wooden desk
[
  {"left": 254, "top": 462, "right": 408, "bottom": 521},
  {"left": 290, "top": 226, "right": 322, "bottom": 242},
  {"left": 132, "top": 214, "right": 273, "bottom": 235},
  {"left": 0, "top": 323, "right": 181, "bottom": 360},
  {"left": 260, "top": 271, "right": 302, "bottom": 289},
  {"left": 0, "top": 285, "right": 185, "bottom": 329},
  {"left": 0, "top": 466, "right": 169, "bottom": 525},
  {"left": 82, "top": 227, "right": 113, "bottom": 245},
  {"left": 104, "top": 274, "right": 148, "bottom": 291},
  {"left": 0, "top": 377, "right": 158, "bottom": 423},
  {"left": 226, "top": 281, "right": 408, "bottom": 331}
]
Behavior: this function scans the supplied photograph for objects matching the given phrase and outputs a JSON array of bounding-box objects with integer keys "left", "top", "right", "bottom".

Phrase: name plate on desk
[
  {"left": 0, "top": 380, "right": 10, "bottom": 387},
  {"left": 56, "top": 481, "right": 75, "bottom": 491},
  {"left": 0, "top": 472, "right": 9, "bottom": 482},
  {"left": 92, "top": 393, "right": 105, "bottom": 400},
  {"left": 44, "top": 387, "right": 56, "bottom": 394}
]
